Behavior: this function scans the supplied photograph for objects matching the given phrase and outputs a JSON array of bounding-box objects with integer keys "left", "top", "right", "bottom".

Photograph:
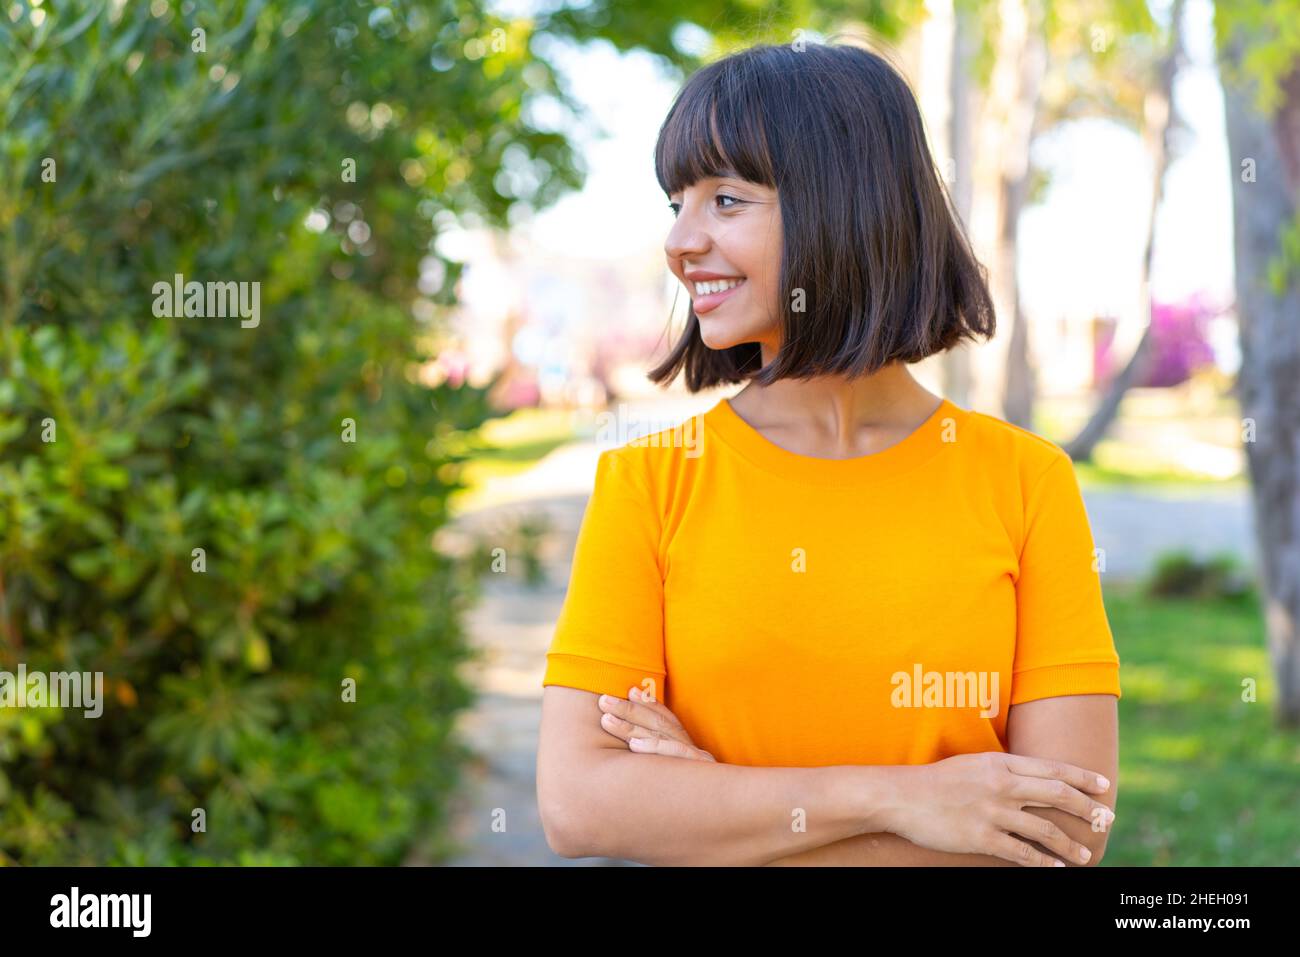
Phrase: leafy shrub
[
  {"left": 0, "top": 0, "right": 583, "bottom": 864},
  {"left": 1145, "top": 550, "right": 1254, "bottom": 601},
  {"left": 0, "top": 292, "right": 499, "bottom": 867}
]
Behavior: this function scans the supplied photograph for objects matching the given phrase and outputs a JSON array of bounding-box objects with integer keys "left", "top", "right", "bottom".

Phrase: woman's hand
[
  {"left": 597, "top": 686, "right": 716, "bottom": 762},
  {"left": 885, "top": 752, "right": 1115, "bottom": 867}
]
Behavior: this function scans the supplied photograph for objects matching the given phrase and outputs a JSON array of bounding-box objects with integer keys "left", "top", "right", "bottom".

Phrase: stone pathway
[
  {"left": 439, "top": 438, "right": 1256, "bottom": 866},
  {"left": 439, "top": 492, "right": 632, "bottom": 866}
]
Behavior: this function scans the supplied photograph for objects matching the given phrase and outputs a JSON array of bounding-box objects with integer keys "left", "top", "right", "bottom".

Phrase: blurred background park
[{"left": 0, "top": 0, "right": 1297, "bottom": 867}]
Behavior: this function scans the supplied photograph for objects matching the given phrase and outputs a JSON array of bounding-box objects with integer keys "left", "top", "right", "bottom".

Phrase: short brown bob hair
[{"left": 650, "top": 39, "right": 996, "bottom": 392}]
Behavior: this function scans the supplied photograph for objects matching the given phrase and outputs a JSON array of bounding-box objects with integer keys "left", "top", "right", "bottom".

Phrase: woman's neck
[{"left": 727, "top": 359, "right": 942, "bottom": 459}]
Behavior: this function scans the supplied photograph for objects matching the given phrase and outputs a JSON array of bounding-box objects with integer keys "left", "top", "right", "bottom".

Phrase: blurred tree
[
  {"left": 1061, "top": 0, "right": 1185, "bottom": 459},
  {"left": 940, "top": 0, "right": 1162, "bottom": 433},
  {"left": 1216, "top": 0, "right": 1300, "bottom": 725},
  {"left": 0, "top": 0, "right": 544, "bottom": 864}
]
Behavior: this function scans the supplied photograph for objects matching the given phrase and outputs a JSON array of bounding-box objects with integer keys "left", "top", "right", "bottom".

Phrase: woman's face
[{"left": 665, "top": 173, "right": 782, "bottom": 352}]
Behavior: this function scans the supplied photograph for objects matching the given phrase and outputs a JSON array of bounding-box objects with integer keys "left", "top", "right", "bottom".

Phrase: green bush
[
  {"left": 0, "top": 0, "right": 583, "bottom": 864},
  {"left": 1145, "top": 549, "right": 1254, "bottom": 601},
  {"left": 0, "top": 315, "right": 490, "bottom": 865}
]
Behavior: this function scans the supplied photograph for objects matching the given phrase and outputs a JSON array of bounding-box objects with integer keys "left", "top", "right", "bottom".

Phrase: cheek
[
  {"left": 720, "top": 238, "right": 773, "bottom": 298},
  {"left": 751, "top": 231, "right": 782, "bottom": 313},
  {"left": 752, "top": 268, "right": 782, "bottom": 327}
]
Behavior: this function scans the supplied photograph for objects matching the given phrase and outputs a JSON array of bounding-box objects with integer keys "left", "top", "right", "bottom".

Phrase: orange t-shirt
[{"left": 542, "top": 395, "right": 1121, "bottom": 768}]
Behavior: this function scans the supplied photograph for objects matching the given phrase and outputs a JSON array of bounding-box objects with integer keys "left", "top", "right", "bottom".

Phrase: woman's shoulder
[
  {"left": 958, "top": 405, "right": 1073, "bottom": 485},
  {"left": 593, "top": 412, "right": 706, "bottom": 496}
]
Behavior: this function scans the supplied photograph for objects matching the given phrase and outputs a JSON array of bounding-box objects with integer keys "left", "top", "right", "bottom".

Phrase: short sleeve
[
  {"left": 541, "top": 448, "right": 667, "bottom": 700},
  {"left": 1011, "top": 454, "right": 1122, "bottom": 705}
]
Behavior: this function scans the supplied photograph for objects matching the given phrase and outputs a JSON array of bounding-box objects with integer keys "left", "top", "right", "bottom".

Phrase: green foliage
[
  {"left": 1145, "top": 549, "right": 1254, "bottom": 601},
  {"left": 1213, "top": 0, "right": 1300, "bottom": 313},
  {"left": 0, "top": 310, "right": 501, "bottom": 868},
  {"left": 0, "top": 0, "right": 575, "bottom": 865},
  {"left": 1267, "top": 214, "right": 1300, "bottom": 296},
  {"left": 1213, "top": 0, "right": 1300, "bottom": 116}
]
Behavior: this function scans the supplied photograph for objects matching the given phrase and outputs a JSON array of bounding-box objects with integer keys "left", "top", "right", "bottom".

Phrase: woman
[{"left": 536, "top": 40, "right": 1120, "bottom": 866}]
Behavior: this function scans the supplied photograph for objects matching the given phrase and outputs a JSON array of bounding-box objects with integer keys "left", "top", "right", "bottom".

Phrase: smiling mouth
[
  {"left": 691, "top": 277, "right": 746, "bottom": 315},
  {"left": 692, "top": 277, "right": 745, "bottom": 296}
]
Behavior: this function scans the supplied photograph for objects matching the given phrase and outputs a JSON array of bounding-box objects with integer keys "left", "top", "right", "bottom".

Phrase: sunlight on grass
[
  {"left": 451, "top": 406, "right": 583, "bottom": 513},
  {"left": 1033, "top": 392, "right": 1248, "bottom": 488},
  {"left": 1093, "top": 438, "right": 1242, "bottom": 482},
  {"left": 479, "top": 407, "right": 580, "bottom": 448},
  {"left": 1071, "top": 439, "right": 1248, "bottom": 488}
]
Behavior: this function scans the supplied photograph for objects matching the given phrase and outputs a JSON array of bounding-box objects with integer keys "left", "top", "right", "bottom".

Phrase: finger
[
  {"left": 599, "top": 692, "right": 675, "bottom": 737},
  {"left": 985, "top": 830, "right": 1067, "bottom": 867},
  {"left": 629, "top": 685, "right": 659, "bottom": 704},
  {"left": 1003, "top": 754, "right": 1110, "bottom": 794},
  {"left": 997, "top": 810, "right": 1094, "bottom": 866},
  {"left": 624, "top": 686, "right": 686, "bottom": 728},
  {"left": 599, "top": 712, "right": 660, "bottom": 744},
  {"left": 630, "top": 686, "right": 688, "bottom": 729},
  {"left": 1010, "top": 776, "right": 1115, "bottom": 829},
  {"left": 601, "top": 713, "right": 699, "bottom": 756},
  {"left": 628, "top": 735, "right": 712, "bottom": 761}
]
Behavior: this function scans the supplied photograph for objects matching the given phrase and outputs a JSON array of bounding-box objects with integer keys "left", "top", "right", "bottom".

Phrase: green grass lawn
[{"left": 1102, "top": 582, "right": 1300, "bottom": 865}]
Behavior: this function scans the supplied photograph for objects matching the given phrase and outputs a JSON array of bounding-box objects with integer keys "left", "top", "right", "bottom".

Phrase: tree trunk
[
  {"left": 966, "top": 0, "right": 1045, "bottom": 428},
  {"left": 941, "top": 0, "right": 978, "bottom": 407},
  {"left": 1219, "top": 31, "right": 1300, "bottom": 725}
]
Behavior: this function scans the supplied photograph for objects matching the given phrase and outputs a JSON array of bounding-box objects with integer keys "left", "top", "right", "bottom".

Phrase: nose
[{"left": 664, "top": 207, "right": 710, "bottom": 264}]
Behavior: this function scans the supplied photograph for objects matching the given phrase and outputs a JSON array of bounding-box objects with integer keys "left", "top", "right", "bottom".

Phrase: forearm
[
  {"left": 554, "top": 752, "right": 912, "bottom": 866},
  {"left": 764, "top": 831, "right": 1025, "bottom": 866}
]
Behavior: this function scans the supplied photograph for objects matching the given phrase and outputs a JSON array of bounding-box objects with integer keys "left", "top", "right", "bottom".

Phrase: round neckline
[{"left": 704, "top": 394, "right": 966, "bottom": 486}]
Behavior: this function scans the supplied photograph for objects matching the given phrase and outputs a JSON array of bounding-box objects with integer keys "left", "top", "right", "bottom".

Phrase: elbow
[
  {"left": 541, "top": 816, "right": 576, "bottom": 859},
  {"left": 539, "top": 799, "right": 589, "bottom": 859},
  {"left": 535, "top": 790, "right": 582, "bottom": 863},
  {"left": 537, "top": 768, "right": 603, "bottom": 859}
]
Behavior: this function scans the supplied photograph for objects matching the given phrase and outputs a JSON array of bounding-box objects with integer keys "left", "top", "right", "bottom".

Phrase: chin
[{"left": 697, "top": 317, "right": 764, "bottom": 352}]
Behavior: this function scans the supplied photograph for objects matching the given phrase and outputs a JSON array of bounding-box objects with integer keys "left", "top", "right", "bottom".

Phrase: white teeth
[{"left": 693, "top": 278, "right": 744, "bottom": 296}]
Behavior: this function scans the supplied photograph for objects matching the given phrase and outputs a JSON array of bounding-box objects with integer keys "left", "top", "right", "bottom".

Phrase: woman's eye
[{"left": 667, "top": 194, "right": 741, "bottom": 218}]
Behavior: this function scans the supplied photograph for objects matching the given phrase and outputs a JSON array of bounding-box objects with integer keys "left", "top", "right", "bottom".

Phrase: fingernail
[
  {"left": 599, "top": 694, "right": 611, "bottom": 706},
  {"left": 1054, "top": 860, "right": 1065, "bottom": 867},
  {"left": 629, "top": 737, "right": 647, "bottom": 749},
  {"left": 628, "top": 687, "right": 639, "bottom": 700},
  {"left": 1079, "top": 847, "right": 1091, "bottom": 862},
  {"left": 1096, "top": 775, "right": 1110, "bottom": 790}
]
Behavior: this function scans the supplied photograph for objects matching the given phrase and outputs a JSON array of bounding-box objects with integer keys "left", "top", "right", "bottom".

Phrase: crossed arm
[
  {"left": 765, "top": 694, "right": 1118, "bottom": 865},
  {"left": 536, "top": 686, "right": 1117, "bottom": 866}
]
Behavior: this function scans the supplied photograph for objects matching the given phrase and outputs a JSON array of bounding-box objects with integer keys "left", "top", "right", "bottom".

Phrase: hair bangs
[{"left": 654, "top": 61, "right": 777, "bottom": 199}]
